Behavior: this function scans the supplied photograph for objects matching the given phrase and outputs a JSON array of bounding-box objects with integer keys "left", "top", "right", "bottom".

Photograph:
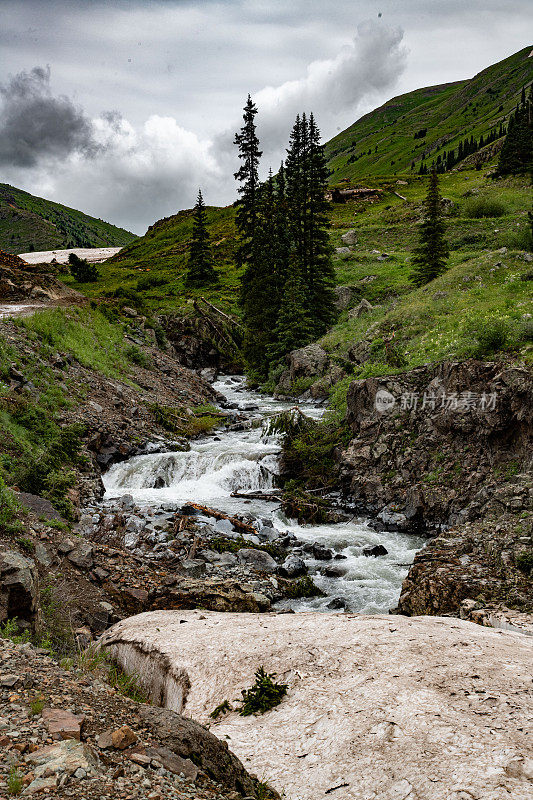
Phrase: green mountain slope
[
  {"left": 76, "top": 206, "right": 240, "bottom": 313},
  {"left": 0, "top": 183, "right": 137, "bottom": 254},
  {"left": 325, "top": 45, "right": 533, "bottom": 181}
]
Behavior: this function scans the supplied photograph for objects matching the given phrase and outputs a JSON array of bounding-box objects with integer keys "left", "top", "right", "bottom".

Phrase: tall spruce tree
[
  {"left": 242, "top": 172, "right": 286, "bottom": 378},
  {"left": 185, "top": 189, "right": 217, "bottom": 286},
  {"left": 306, "top": 114, "right": 336, "bottom": 336},
  {"left": 268, "top": 265, "right": 314, "bottom": 364},
  {"left": 410, "top": 168, "right": 449, "bottom": 287},
  {"left": 497, "top": 86, "right": 532, "bottom": 176},
  {"left": 284, "top": 112, "right": 336, "bottom": 338},
  {"left": 234, "top": 95, "right": 262, "bottom": 276}
]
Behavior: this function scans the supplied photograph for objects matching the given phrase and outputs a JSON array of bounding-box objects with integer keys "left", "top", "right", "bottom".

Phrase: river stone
[
  {"left": 98, "top": 610, "right": 533, "bottom": 800},
  {"left": 278, "top": 555, "right": 307, "bottom": 578},
  {"left": 236, "top": 548, "right": 277, "bottom": 573},
  {"left": 363, "top": 544, "right": 388, "bottom": 557},
  {"left": 214, "top": 518, "right": 235, "bottom": 535}
]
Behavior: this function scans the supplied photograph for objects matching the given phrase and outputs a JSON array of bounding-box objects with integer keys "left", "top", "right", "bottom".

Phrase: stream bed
[{"left": 103, "top": 375, "right": 425, "bottom": 613}]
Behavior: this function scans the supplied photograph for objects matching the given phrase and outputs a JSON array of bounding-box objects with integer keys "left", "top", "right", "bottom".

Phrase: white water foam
[{"left": 103, "top": 375, "right": 425, "bottom": 612}]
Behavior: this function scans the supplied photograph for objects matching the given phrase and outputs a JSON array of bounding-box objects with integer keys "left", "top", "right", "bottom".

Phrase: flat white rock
[{"left": 98, "top": 610, "right": 533, "bottom": 800}]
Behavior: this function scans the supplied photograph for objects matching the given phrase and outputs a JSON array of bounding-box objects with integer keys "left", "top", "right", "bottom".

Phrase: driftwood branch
[
  {"left": 193, "top": 299, "right": 237, "bottom": 351},
  {"left": 230, "top": 490, "right": 283, "bottom": 502},
  {"left": 200, "top": 296, "right": 243, "bottom": 330},
  {"left": 187, "top": 503, "right": 257, "bottom": 535}
]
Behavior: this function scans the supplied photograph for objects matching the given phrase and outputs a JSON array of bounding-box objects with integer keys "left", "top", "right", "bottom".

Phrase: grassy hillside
[
  {"left": 325, "top": 45, "right": 533, "bottom": 181},
  {"left": 319, "top": 169, "right": 532, "bottom": 391},
  {"left": 62, "top": 205, "right": 240, "bottom": 315},
  {"left": 64, "top": 169, "right": 532, "bottom": 376},
  {"left": 0, "top": 183, "right": 137, "bottom": 255}
]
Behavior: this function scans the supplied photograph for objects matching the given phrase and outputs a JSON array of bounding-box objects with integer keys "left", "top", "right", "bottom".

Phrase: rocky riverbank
[
  {"left": 0, "top": 635, "right": 263, "bottom": 799},
  {"left": 277, "top": 353, "right": 533, "bottom": 620}
]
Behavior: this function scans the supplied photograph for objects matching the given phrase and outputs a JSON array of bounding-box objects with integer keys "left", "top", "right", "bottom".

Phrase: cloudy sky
[{"left": 1, "top": 0, "right": 530, "bottom": 233}]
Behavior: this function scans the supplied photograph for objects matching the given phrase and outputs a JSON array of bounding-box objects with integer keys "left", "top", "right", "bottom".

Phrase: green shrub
[
  {"left": 0, "top": 477, "right": 21, "bottom": 533},
  {"left": 68, "top": 252, "right": 99, "bottom": 283},
  {"left": 463, "top": 316, "right": 510, "bottom": 357},
  {"left": 283, "top": 576, "right": 325, "bottom": 599},
  {"left": 239, "top": 667, "right": 288, "bottom": 716},
  {"left": 463, "top": 197, "right": 507, "bottom": 218},
  {"left": 125, "top": 345, "right": 150, "bottom": 369},
  {"left": 516, "top": 552, "right": 533, "bottom": 575},
  {"left": 136, "top": 274, "right": 168, "bottom": 291},
  {"left": 7, "top": 767, "right": 23, "bottom": 796},
  {"left": 209, "top": 699, "right": 232, "bottom": 719}
]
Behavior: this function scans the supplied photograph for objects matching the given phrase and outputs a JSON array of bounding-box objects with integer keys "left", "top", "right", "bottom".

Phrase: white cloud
[{"left": 2, "top": 20, "right": 407, "bottom": 232}]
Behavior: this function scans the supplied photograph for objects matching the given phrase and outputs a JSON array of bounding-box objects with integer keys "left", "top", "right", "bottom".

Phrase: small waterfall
[
  {"left": 104, "top": 430, "right": 280, "bottom": 507},
  {"left": 102, "top": 376, "right": 425, "bottom": 613}
]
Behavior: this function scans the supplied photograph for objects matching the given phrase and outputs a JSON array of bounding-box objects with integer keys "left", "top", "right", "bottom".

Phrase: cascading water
[{"left": 103, "top": 375, "right": 425, "bottom": 613}]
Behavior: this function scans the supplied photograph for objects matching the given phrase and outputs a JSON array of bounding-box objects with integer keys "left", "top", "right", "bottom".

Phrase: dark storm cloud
[
  {"left": 0, "top": 65, "right": 100, "bottom": 167},
  {"left": 0, "top": 0, "right": 530, "bottom": 231}
]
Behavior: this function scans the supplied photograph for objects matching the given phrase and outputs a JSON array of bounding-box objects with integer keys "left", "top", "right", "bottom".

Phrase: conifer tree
[
  {"left": 185, "top": 189, "right": 217, "bottom": 286},
  {"left": 306, "top": 114, "right": 336, "bottom": 335},
  {"left": 241, "top": 172, "right": 284, "bottom": 378},
  {"left": 234, "top": 95, "right": 262, "bottom": 275},
  {"left": 410, "top": 168, "right": 449, "bottom": 287},
  {"left": 268, "top": 266, "right": 313, "bottom": 364},
  {"left": 497, "top": 86, "right": 532, "bottom": 176},
  {"left": 284, "top": 112, "right": 336, "bottom": 337}
]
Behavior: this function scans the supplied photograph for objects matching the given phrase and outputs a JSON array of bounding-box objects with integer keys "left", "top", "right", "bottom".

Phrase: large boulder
[
  {"left": 237, "top": 548, "right": 277, "bottom": 573},
  {"left": 0, "top": 547, "right": 38, "bottom": 627},
  {"left": 333, "top": 285, "right": 355, "bottom": 311},
  {"left": 289, "top": 343, "right": 328, "bottom": 380},
  {"left": 139, "top": 705, "right": 257, "bottom": 797},
  {"left": 99, "top": 610, "right": 533, "bottom": 800}
]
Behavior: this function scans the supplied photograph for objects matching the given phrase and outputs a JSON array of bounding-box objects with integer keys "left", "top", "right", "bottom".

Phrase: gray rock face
[
  {"left": 67, "top": 542, "right": 94, "bottom": 570},
  {"left": 335, "top": 246, "right": 351, "bottom": 258},
  {"left": 0, "top": 547, "right": 38, "bottom": 626},
  {"left": 139, "top": 705, "right": 257, "bottom": 797},
  {"left": 214, "top": 518, "right": 235, "bottom": 535},
  {"left": 378, "top": 506, "right": 409, "bottom": 531},
  {"left": 278, "top": 555, "right": 307, "bottom": 578},
  {"left": 333, "top": 285, "right": 355, "bottom": 311},
  {"left": 349, "top": 298, "right": 373, "bottom": 318},
  {"left": 237, "top": 548, "right": 278, "bottom": 573},
  {"left": 289, "top": 343, "right": 329, "bottom": 380},
  {"left": 179, "top": 559, "right": 206, "bottom": 579}
]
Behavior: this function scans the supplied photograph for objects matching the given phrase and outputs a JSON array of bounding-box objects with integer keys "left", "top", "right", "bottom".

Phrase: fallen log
[
  {"left": 230, "top": 490, "right": 283, "bottom": 502},
  {"left": 200, "top": 296, "right": 243, "bottom": 330},
  {"left": 187, "top": 503, "right": 257, "bottom": 535}
]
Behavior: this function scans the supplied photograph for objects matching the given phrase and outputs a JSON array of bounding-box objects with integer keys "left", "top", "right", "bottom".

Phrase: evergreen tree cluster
[
  {"left": 497, "top": 84, "right": 533, "bottom": 176},
  {"left": 68, "top": 252, "right": 99, "bottom": 283},
  {"left": 234, "top": 100, "right": 336, "bottom": 379},
  {"left": 418, "top": 125, "right": 505, "bottom": 175}
]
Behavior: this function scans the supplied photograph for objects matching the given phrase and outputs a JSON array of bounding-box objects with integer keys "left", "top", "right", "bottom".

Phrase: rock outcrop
[
  {"left": 339, "top": 360, "right": 533, "bottom": 616},
  {"left": 98, "top": 609, "right": 533, "bottom": 800},
  {"left": 0, "top": 547, "right": 38, "bottom": 628}
]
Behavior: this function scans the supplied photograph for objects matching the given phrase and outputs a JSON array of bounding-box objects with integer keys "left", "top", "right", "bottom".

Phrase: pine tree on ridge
[{"left": 185, "top": 189, "right": 217, "bottom": 287}]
